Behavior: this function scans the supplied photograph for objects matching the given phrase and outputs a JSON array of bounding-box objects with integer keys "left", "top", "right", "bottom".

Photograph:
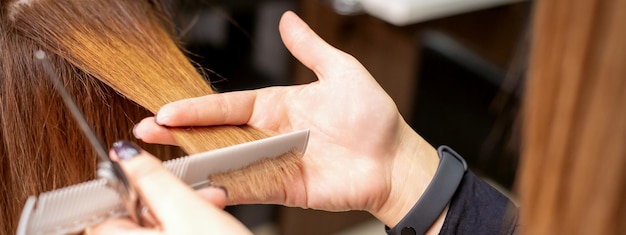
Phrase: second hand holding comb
[
  {"left": 16, "top": 128, "right": 309, "bottom": 234},
  {"left": 35, "top": 50, "right": 144, "bottom": 226}
]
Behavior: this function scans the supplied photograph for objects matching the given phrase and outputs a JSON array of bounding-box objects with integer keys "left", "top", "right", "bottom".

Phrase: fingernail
[
  {"left": 154, "top": 115, "right": 164, "bottom": 126},
  {"left": 155, "top": 109, "right": 170, "bottom": 126},
  {"left": 212, "top": 185, "right": 228, "bottom": 198},
  {"left": 132, "top": 125, "right": 142, "bottom": 140},
  {"left": 112, "top": 140, "right": 141, "bottom": 161}
]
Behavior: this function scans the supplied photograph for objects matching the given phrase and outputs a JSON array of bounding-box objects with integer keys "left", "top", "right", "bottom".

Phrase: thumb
[{"left": 279, "top": 11, "right": 360, "bottom": 81}]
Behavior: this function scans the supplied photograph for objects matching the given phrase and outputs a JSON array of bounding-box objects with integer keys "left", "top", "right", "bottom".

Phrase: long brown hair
[
  {"left": 0, "top": 0, "right": 187, "bottom": 233},
  {"left": 521, "top": 0, "right": 626, "bottom": 233},
  {"left": 1, "top": 0, "right": 299, "bottom": 234}
]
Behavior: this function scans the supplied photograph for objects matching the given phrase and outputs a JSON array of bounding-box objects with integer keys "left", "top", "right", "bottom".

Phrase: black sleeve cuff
[{"left": 440, "top": 171, "right": 519, "bottom": 235}]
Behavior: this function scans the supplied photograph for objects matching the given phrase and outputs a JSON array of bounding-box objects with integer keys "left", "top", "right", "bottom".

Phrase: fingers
[
  {"left": 155, "top": 90, "right": 257, "bottom": 127},
  {"left": 279, "top": 11, "right": 359, "bottom": 80},
  {"left": 196, "top": 187, "right": 228, "bottom": 209},
  {"left": 133, "top": 117, "right": 177, "bottom": 145},
  {"left": 143, "top": 11, "right": 358, "bottom": 130},
  {"left": 109, "top": 141, "right": 226, "bottom": 227}
]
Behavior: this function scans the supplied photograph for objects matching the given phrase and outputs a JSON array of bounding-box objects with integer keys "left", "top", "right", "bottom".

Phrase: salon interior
[{"left": 172, "top": 0, "right": 529, "bottom": 234}]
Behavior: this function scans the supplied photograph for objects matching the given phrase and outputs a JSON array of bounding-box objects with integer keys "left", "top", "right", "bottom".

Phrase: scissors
[{"left": 35, "top": 50, "right": 144, "bottom": 226}]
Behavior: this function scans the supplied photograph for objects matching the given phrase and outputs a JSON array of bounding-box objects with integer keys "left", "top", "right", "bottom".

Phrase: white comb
[{"left": 16, "top": 129, "right": 309, "bottom": 235}]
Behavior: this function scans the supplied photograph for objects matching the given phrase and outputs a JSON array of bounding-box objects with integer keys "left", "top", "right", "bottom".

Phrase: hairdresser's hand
[
  {"left": 134, "top": 11, "right": 441, "bottom": 228},
  {"left": 87, "top": 141, "right": 251, "bottom": 235}
]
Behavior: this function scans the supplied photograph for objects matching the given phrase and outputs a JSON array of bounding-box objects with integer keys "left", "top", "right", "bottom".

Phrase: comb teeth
[
  {"left": 17, "top": 130, "right": 309, "bottom": 235},
  {"left": 164, "top": 156, "right": 190, "bottom": 180},
  {"left": 19, "top": 179, "right": 125, "bottom": 235}
]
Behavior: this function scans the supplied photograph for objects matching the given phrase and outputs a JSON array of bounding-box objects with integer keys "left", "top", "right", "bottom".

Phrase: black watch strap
[{"left": 386, "top": 145, "right": 467, "bottom": 235}]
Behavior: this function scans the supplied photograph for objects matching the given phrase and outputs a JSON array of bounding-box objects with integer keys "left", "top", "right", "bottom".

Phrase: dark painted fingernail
[{"left": 112, "top": 140, "right": 141, "bottom": 160}]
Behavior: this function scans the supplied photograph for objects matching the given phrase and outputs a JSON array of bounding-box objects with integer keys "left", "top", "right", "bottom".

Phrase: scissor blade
[{"left": 35, "top": 50, "right": 110, "bottom": 163}]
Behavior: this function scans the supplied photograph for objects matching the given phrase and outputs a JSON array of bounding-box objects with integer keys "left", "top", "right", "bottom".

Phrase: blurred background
[{"left": 171, "top": 0, "right": 530, "bottom": 234}]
